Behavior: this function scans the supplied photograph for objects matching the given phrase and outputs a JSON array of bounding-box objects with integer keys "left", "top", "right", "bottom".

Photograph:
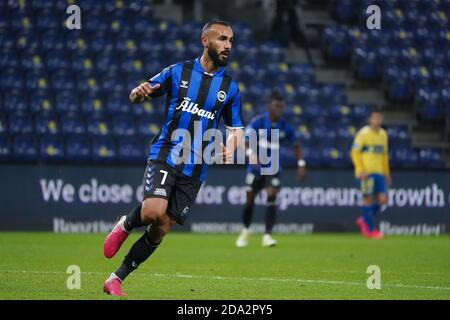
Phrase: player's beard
[{"left": 208, "top": 46, "right": 229, "bottom": 67}]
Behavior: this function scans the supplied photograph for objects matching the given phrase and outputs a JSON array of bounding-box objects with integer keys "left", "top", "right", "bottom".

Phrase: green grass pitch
[{"left": 0, "top": 232, "right": 449, "bottom": 300}]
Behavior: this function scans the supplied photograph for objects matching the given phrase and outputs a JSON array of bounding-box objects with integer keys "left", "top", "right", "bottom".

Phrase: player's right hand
[
  {"left": 358, "top": 172, "right": 369, "bottom": 180},
  {"left": 130, "top": 82, "right": 160, "bottom": 102}
]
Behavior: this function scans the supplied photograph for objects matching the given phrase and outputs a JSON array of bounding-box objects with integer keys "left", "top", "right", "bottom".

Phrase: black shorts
[
  {"left": 142, "top": 159, "right": 203, "bottom": 225},
  {"left": 244, "top": 171, "right": 281, "bottom": 194}
]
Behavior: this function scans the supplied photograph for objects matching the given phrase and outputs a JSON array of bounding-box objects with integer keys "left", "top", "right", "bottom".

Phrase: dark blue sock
[
  {"left": 362, "top": 205, "right": 374, "bottom": 231},
  {"left": 372, "top": 203, "right": 381, "bottom": 216},
  {"left": 124, "top": 205, "right": 144, "bottom": 232}
]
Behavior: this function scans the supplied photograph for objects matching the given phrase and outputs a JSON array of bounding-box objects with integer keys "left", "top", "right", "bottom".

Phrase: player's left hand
[
  {"left": 297, "top": 167, "right": 306, "bottom": 181},
  {"left": 385, "top": 174, "right": 392, "bottom": 187},
  {"left": 219, "top": 143, "right": 233, "bottom": 164}
]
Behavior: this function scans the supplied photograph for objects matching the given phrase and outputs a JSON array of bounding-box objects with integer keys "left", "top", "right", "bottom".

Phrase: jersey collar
[{"left": 194, "top": 56, "right": 225, "bottom": 77}]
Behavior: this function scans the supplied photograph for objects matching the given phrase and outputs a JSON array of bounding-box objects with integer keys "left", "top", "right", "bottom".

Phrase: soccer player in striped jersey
[
  {"left": 102, "top": 20, "right": 245, "bottom": 296},
  {"left": 351, "top": 109, "right": 391, "bottom": 239},
  {"left": 236, "top": 91, "right": 306, "bottom": 248}
]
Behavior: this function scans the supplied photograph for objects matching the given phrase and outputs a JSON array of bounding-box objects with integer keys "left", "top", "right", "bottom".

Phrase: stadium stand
[{"left": 0, "top": 0, "right": 448, "bottom": 168}]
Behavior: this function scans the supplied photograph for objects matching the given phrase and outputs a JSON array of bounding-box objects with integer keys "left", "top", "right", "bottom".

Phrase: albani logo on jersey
[{"left": 176, "top": 97, "right": 217, "bottom": 120}]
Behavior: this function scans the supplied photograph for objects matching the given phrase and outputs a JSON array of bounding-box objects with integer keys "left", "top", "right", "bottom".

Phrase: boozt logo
[
  {"left": 176, "top": 97, "right": 217, "bottom": 120},
  {"left": 217, "top": 90, "right": 226, "bottom": 102},
  {"left": 180, "top": 80, "right": 189, "bottom": 88}
]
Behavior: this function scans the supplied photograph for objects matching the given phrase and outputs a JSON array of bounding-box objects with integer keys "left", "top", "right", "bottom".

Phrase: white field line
[{"left": 0, "top": 269, "right": 449, "bottom": 292}]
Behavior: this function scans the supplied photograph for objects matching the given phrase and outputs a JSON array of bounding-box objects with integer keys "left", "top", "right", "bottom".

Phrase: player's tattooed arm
[{"left": 129, "top": 82, "right": 161, "bottom": 104}]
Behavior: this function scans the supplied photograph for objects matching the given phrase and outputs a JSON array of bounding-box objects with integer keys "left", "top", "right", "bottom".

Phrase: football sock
[
  {"left": 265, "top": 195, "right": 277, "bottom": 234},
  {"left": 114, "top": 227, "right": 161, "bottom": 281},
  {"left": 362, "top": 205, "right": 374, "bottom": 232},
  {"left": 242, "top": 204, "right": 254, "bottom": 229},
  {"left": 372, "top": 203, "right": 381, "bottom": 216},
  {"left": 124, "top": 205, "right": 144, "bottom": 232}
]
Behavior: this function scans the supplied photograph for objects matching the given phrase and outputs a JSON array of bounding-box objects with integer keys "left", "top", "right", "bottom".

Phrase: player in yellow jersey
[{"left": 351, "top": 109, "right": 391, "bottom": 239}]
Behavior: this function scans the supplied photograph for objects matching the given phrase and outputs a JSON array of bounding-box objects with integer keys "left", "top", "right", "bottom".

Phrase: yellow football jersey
[{"left": 351, "top": 125, "right": 390, "bottom": 177}]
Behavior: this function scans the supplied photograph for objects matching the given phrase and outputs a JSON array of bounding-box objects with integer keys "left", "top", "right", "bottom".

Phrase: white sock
[
  {"left": 107, "top": 273, "right": 121, "bottom": 282},
  {"left": 118, "top": 216, "right": 128, "bottom": 233}
]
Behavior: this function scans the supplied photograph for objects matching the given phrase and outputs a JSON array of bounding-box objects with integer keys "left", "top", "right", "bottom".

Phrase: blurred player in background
[
  {"left": 102, "top": 20, "right": 244, "bottom": 296},
  {"left": 351, "top": 109, "right": 391, "bottom": 239},
  {"left": 236, "top": 90, "right": 306, "bottom": 248}
]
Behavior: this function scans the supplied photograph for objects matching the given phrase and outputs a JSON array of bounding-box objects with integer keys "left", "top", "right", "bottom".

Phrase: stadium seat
[
  {"left": 8, "top": 114, "right": 34, "bottom": 135},
  {"left": 3, "top": 92, "right": 28, "bottom": 114},
  {"left": 0, "top": 135, "right": 11, "bottom": 162},
  {"left": 40, "top": 136, "right": 65, "bottom": 162},
  {"left": 35, "top": 115, "right": 59, "bottom": 136},
  {"left": 61, "top": 115, "right": 86, "bottom": 136},
  {"left": 65, "top": 135, "right": 91, "bottom": 163},
  {"left": 118, "top": 137, "right": 145, "bottom": 164},
  {"left": 138, "top": 117, "right": 161, "bottom": 138},
  {"left": 87, "top": 117, "right": 110, "bottom": 137},
  {"left": 92, "top": 137, "right": 117, "bottom": 163},
  {"left": 55, "top": 92, "right": 80, "bottom": 114},
  {"left": 112, "top": 116, "right": 137, "bottom": 137},
  {"left": 394, "top": 147, "right": 419, "bottom": 168},
  {"left": 418, "top": 148, "right": 445, "bottom": 168},
  {"left": 13, "top": 135, "right": 38, "bottom": 162}
]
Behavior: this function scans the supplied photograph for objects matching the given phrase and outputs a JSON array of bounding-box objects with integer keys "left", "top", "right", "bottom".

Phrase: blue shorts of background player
[{"left": 358, "top": 173, "right": 386, "bottom": 196}]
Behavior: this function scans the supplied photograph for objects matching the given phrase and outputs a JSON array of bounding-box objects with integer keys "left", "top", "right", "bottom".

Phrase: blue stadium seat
[
  {"left": 386, "top": 126, "right": 411, "bottom": 149},
  {"left": 36, "top": 115, "right": 59, "bottom": 136},
  {"left": 302, "top": 146, "right": 322, "bottom": 167},
  {"left": 0, "top": 51, "right": 19, "bottom": 69},
  {"left": 20, "top": 51, "right": 45, "bottom": 71},
  {"left": 352, "top": 45, "right": 380, "bottom": 80},
  {"left": 3, "top": 92, "right": 28, "bottom": 114},
  {"left": 112, "top": 116, "right": 136, "bottom": 137},
  {"left": 40, "top": 136, "right": 65, "bottom": 162},
  {"left": 65, "top": 135, "right": 91, "bottom": 163},
  {"left": 322, "top": 147, "right": 347, "bottom": 167},
  {"left": 138, "top": 117, "right": 161, "bottom": 138},
  {"left": 13, "top": 135, "right": 38, "bottom": 162},
  {"left": 8, "top": 114, "right": 34, "bottom": 135},
  {"left": 92, "top": 137, "right": 117, "bottom": 163},
  {"left": 50, "top": 70, "right": 76, "bottom": 91},
  {"left": 81, "top": 97, "right": 105, "bottom": 116},
  {"left": 0, "top": 116, "right": 8, "bottom": 135},
  {"left": 55, "top": 92, "right": 80, "bottom": 114},
  {"left": 322, "top": 25, "right": 350, "bottom": 60},
  {"left": 46, "top": 50, "right": 69, "bottom": 71},
  {"left": 416, "top": 87, "right": 443, "bottom": 121},
  {"left": 87, "top": 117, "right": 110, "bottom": 137},
  {"left": 41, "top": 30, "right": 65, "bottom": 52},
  {"left": 118, "top": 138, "right": 145, "bottom": 164},
  {"left": 0, "top": 134, "right": 11, "bottom": 162},
  {"left": 60, "top": 115, "right": 85, "bottom": 136},
  {"left": 394, "top": 147, "right": 419, "bottom": 168},
  {"left": 107, "top": 95, "right": 132, "bottom": 115},
  {"left": 1, "top": 68, "right": 24, "bottom": 91},
  {"left": 418, "top": 148, "right": 445, "bottom": 168},
  {"left": 331, "top": 0, "right": 355, "bottom": 22},
  {"left": 26, "top": 72, "right": 49, "bottom": 91}
]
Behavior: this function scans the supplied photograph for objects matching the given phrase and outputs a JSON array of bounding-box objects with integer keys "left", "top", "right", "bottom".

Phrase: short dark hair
[
  {"left": 201, "top": 19, "right": 232, "bottom": 36},
  {"left": 369, "top": 107, "right": 382, "bottom": 116},
  {"left": 269, "top": 90, "right": 284, "bottom": 102}
]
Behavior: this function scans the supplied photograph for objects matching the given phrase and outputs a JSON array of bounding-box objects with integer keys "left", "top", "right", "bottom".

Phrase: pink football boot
[
  {"left": 103, "top": 277, "right": 127, "bottom": 297},
  {"left": 356, "top": 216, "right": 370, "bottom": 237},
  {"left": 103, "top": 216, "right": 129, "bottom": 258}
]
